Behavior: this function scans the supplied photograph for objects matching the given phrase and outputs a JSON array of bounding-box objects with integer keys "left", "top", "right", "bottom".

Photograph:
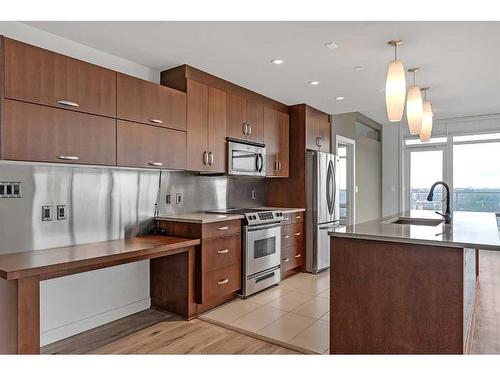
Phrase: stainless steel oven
[{"left": 227, "top": 139, "right": 266, "bottom": 177}]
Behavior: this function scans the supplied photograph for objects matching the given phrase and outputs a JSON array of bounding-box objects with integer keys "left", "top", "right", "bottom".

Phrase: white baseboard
[{"left": 40, "top": 298, "right": 151, "bottom": 346}]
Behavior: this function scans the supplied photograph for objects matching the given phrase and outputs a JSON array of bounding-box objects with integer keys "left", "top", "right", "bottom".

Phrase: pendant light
[
  {"left": 385, "top": 40, "right": 406, "bottom": 122},
  {"left": 420, "top": 87, "right": 433, "bottom": 142},
  {"left": 406, "top": 67, "right": 424, "bottom": 135}
]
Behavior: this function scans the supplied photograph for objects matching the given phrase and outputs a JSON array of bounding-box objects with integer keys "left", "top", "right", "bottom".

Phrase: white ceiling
[{"left": 24, "top": 21, "right": 500, "bottom": 125}]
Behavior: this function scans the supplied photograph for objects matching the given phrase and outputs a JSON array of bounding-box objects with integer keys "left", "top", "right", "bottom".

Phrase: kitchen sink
[{"left": 383, "top": 217, "right": 444, "bottom": 226}]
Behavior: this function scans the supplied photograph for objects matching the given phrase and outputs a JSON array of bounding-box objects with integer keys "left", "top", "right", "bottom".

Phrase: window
[
  {"left": 405, "top": 137, "right": 447, "bottom": 146},
  {"left": 355, "top": 121, "right": 380, "bottom": 142},
  {"left": 453, "top": 133, "right": 500, "bottom": 143},
  {"left": 409, "top": 149, "right": 444, "bottom": 211},
  {"left": 453, "top": 142, "right": 500, "bottom": 212}
]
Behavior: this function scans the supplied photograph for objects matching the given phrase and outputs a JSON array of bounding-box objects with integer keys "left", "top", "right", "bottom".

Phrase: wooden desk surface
[{"left": 0, "top": 235, "right": 200, "bottom": 280}]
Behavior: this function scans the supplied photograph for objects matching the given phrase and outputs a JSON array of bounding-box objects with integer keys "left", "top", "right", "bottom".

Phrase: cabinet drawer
[
  {"left": 282, "top": 223, "right": 304, "bottom": 248},
  {"left": 202, "top": 264, "right": 241, "bottom": 303},
  {"left": 282, "top": 211, "right": 304, "bottom": 224},
  {"left": 282, "top": 245, "right": 304, "bottom": 271},
  {"left": 117, "top": 73, "right": 186, "bottom": 131},
  {"left": 4, "top": 38, "right": 116, "bottom": 117},
  {"left": 116, "top": 120, "right": 186, "bottom": 169},
  {"left": 202, "top": 235, "right": 241, "bottom": 272},
  {"left": 3, "top": 99, "right": 116, "bottom": 165},
  {"left": 202, "top": 220, "right": 241, "bottom": 239}
]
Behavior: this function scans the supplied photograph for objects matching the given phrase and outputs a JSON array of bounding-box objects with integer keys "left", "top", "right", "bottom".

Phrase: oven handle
[{"left": 245, "top": 222, "right": 282, "bottom": 232}]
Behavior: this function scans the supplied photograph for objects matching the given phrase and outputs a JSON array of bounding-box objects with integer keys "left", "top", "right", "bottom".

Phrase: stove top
[{"left": 206, "top": 207, "right": 284, "bottom": 225}]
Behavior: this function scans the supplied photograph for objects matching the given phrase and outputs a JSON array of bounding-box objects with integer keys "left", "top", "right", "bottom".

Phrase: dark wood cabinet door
[
  {"left": 226, "top": 92, "right": 247, "bottom": 140},
  {"left": 117, "top": 73, "right": 186, "bottom": 131},
  {"left": 4, "top": 38, "right": 116, "bottom": 117},
  {"left": 318, "top": 113, "right": 331, "bottom": 152},
  {"left": 246, "top": 98, "right": 264, "bottom": 143},
  {"left": 116, "top": 120, "right": 186, "bottom": 170},
  {"left": 208, "top": 87, "right": 227, "bottom": 173},
  {"left": 264, "top": 107, "right": 280, "bottom": 176},
  {"left": 186, "top": 80, "right": 209, "bottom": 172},
  {"left": 305, "top": 106, "right": 320, "bottom": 151},
  {"left": 278, "top": 111, "right": 290, "bottom": 177},
  {"left": 3, "top": 99, "right": 116, "bottom": 165}
]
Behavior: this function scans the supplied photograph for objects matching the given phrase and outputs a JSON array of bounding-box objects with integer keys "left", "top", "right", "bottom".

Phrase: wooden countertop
[{"left": 0, "top": 235, "right": 200, "bottom": 280}]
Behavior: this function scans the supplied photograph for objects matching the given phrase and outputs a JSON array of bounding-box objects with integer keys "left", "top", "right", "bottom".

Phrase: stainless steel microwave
[{"left": 227, "top": 139, "right": 266, "bottom": 177}]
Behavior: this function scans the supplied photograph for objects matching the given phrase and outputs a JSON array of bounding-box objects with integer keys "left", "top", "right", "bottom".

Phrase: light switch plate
[
  {"left": 42, "top": 205, "right": 53, "bottom": 221},
  {"left": 57, "top": 205, "right": 68, "bottom": 220},
  {"left": 175, "top": 193, "right": 183, "bottom": 205}
]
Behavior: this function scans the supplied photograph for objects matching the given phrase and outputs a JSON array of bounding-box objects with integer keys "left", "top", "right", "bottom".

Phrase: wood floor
[
  {"left": 42, "top": 309, "right": 298, "bottom": 354},
  {"left": 471, "top": 250, "right": 500, "bottom": 354}
]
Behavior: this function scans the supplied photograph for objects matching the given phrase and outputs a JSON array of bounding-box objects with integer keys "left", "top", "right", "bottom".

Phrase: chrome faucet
[{"left": 426, "top": 181, "right": 452, "bottom": 224}]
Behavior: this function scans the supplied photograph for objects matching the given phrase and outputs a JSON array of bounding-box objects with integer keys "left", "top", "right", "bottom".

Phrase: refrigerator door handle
[{"left": 326, "top": 160, "right": 334, "bottom": 216}]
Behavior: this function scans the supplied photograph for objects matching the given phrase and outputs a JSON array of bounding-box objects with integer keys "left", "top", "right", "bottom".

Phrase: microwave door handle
[{"left": 256, "top": 153, "right": 264, "bottom": 172}]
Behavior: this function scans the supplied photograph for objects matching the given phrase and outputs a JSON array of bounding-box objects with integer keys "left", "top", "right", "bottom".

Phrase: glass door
[{"left": 404, "top": 145, "right": 448, "bottom": 211}]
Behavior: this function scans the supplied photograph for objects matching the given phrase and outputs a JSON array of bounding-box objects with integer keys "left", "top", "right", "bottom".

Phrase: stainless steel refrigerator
[{"left": 305, "top": 150, "right": 340, "bottom": 273}]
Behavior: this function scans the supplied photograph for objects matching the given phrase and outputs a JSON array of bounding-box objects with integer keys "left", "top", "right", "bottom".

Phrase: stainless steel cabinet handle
[
  {"left": 242, "top": 122, "right": 248, "bottom": 135},
  {"left": 316, "top": 137, "right": 323, "bottom": 148},
  {"left": 217, "top": 226, "right": 229, "bottom": 231},
  {"left": 274, "top": 161, "right": 278, "bottom": 171},
  {"left": 203, "top": 151, "right": 208, "bottom": 165},
  {"left": 283, "top": 235, "right": 290, "bottom": 239},
  {"left": 57, "top": 155, "right": 79, "bottom": 161},
  {"left": 295, "top": 215, "right": 301, "bottom": 219},
  {"left": 248, "top": 123, "right": 252, "bottom": 136},
  {"left": 217, "top": 278, "right": 229, "bottom": 285},
  {"left": 294, "top": 254, "right": 302, "bottom": 258},
  {"left": 148, "top": 161, "right": 163, "bottom": 167},
  {"left": 283, "top": 258, "right": 290, "bottom": 262},
  {"left": 208, "top": 152, "right": 214, "bottom": 166},
  {"left": 149, "top": 119, "right": 163, "bottom": 124},
  {"left": 278, "top": 161, "right": 282, "bottom": 171},
  {"left": 294, "top": 232, "right": 301, "bottom": 236},
  {"left": 283, "top": 217, "right": 290, "bottom": 221},
  {"left": 57, "top": 100, "right": 79, "bottom": 108},
  {"left": 217, "top": 249, "right": 229, "bottom": 254}
]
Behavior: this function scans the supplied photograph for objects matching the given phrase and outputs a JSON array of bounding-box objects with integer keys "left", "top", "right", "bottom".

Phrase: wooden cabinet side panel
[
  {"left": 330, "top": 237, "right": 464, "bottom": 354},
  {"left": 186, "top": 80, "right": 209, "bottom": 171},
  {"left": 4, "top": 99, "right": 116, "bottom": 166},
  {"left": 208, "top": 86, "right": 227, "bottom": 173},
  {"left": 17, "top": 276, "right": 40, "bottom": 354},
  {"left": 4, "top": 38, "right": 116, "bottom": 117}
]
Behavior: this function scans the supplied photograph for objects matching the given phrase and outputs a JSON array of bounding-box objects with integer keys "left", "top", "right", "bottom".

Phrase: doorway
[{"left": 336, "top": 135, "right": 356, "bottom": 225}]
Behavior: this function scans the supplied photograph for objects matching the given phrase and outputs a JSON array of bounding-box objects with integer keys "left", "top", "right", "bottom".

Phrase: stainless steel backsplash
[{"left": 0, "top": 162, "right": 266, "bottom": 254}]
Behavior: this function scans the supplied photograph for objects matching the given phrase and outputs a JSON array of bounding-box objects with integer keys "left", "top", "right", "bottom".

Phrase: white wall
[
  {"left": 382, "top": 124, "right": 401, "bottom": 216},
  {"left": 0, "top": 22, "right": 161, "bottom": 345}
]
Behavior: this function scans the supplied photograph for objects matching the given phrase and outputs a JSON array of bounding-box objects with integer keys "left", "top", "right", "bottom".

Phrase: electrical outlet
[
  {"left": 175, "top": 193, "right": 183, "bottom": 205},
  {"left": 42, "top": 206, "right": 53, "bottom": 221},
  {"left": 57, "top": 205, "right": 68, "bottom": 220},
  {"left": 165, "top": 194, "right": 172, "bottom": 205},
  {"left": 0, "top": 182, "right": 22, "bottom": 198},
  {"left": 251, "top": 189, "right": 257, "bottom": 200}
]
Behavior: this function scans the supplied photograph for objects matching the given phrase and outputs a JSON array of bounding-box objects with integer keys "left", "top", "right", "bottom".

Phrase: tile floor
[{"left": 201, "top": 271, "right": 330, "bottom": 354}]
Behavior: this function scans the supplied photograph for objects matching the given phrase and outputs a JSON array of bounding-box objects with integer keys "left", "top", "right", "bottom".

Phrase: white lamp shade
[
  {"left": 420, "top": 101, "right": 433, "bottom": 142},
  {"left": 385, "top": 59, "right": 406, "bottom": 122},
  {"left": 406, "top": 85, "right": 423, "bottom": 135}
]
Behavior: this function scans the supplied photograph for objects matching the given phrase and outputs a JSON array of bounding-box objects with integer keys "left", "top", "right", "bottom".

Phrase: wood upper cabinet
[
  {"left": 3, "top": 99, "right": 116, "bottom": 165},
  {"left": 226, "top": 93, "right": 264, "bottom": 143},
  {"left": 305, "top": 105, "right": 331, "bottom": 152},
  {"left": 116, "top": 120, "right": 186, "bottom": 170},
  {"left": 186, "top": 80, "right": 227, "bottom": 173},
  {"left": 117, "top": 73, "right": 186, "bottom": 131},
  {"left": 3, "top": 37, "right": 116, "bottom": 117},
  {"left": 264, "top": 107, "right": 289, "bottom": 177}
]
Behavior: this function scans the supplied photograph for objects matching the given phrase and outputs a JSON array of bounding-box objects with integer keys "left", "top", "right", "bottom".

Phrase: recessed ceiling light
[
  {"left": 271, "top": 59, "right": 284, "bottom": 65},
  {"left": 309, "top": 81, "right": 320, "bottom": 86},
  {"left": 325, "top": 41, "right": 338, "bottom": 50},
  {"left": 335, "top": 96, "right": 344, "bottom": 101},
  {"left": 353, "top": 66, "right": 366, "bottom": 71}
]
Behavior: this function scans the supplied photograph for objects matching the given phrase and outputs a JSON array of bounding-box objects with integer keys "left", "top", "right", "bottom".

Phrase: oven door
[
  {"left": 228, "top": 141, "right": 266, "bottom": 177},
  {"left": 244, "top": 223, "right": 281, "bottom": 277}
]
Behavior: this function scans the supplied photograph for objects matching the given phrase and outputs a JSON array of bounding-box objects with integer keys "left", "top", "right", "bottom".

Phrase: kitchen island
[{"left": 329, "top": 210, "right": 500, "bottom": 354}]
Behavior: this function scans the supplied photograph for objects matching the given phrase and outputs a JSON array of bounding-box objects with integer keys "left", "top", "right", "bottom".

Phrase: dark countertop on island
[{"left": 330, "top": 210, "right": 500, "bottom": 251}]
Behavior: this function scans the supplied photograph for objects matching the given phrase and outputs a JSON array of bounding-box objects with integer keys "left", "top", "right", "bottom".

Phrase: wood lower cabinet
[
  {"left": 185, "top": 80, "right": 226, "bottom": 173},
  {"left": 116, "top": 120, "right": 186, "bottom": 169},
  {"left": 2, "top": 99, "right": 116, "bottom": 165},
  {"left": 3, "top": 37, "right": 116, "bottom": 117},
  {"left": 117, "top": 73, "right": 186, "bottom": 131},
  {"left": 158, "top": 219, "right": 242, "bottom": 314},
  {"left": 281, "top": 212, "right": 305, "bottom": 279},
  {"left": 264, "top": 107, "right": 289, "bottom": 177}
]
